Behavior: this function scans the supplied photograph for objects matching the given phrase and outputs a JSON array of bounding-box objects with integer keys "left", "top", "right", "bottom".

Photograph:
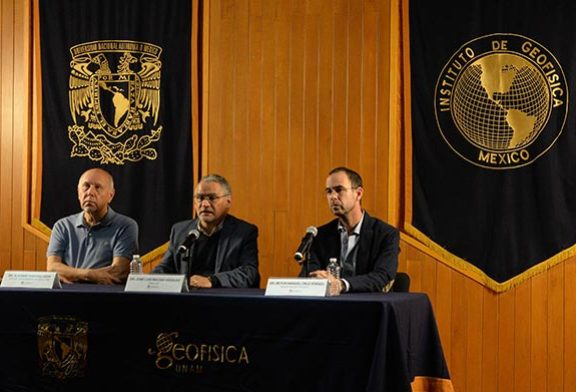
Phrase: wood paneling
[
  {"left": 1, "top": 0, "right": 576, "bottom": 391},
  {"left": 204, "top": 0, "right": 398, "bottom": 278},
  {"left": 2, "top": 0, "right": 47, "bottom": 275}
]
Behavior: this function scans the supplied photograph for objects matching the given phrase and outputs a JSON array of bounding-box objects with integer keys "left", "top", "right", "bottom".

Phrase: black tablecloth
[{"left": 0, "top": 285, "right": 450, "bottom": 392}]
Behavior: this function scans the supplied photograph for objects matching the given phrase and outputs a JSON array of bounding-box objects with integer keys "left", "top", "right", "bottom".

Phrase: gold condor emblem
[
  {"left": 37, "top": 316, "right": 88, "bottom": 379},
  {"left": 68, "top": 40, "right": 163, "bottom": 164}
]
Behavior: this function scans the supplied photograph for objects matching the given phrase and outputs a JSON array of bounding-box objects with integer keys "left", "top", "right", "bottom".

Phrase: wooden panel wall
[
  {"left": 204, "top": 0, "right": 398, "bottom": 281},
  {"left": 1, "top": 0, "right": 48, "bottom": 274},
  {"left": 1, "top": 0, "right": 576, "bottom": 391}
]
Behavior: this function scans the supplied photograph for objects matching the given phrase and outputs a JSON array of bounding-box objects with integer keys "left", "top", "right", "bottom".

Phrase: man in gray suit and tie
[{"left": 153, "top": 174, "right": 260, "bottom": 288}]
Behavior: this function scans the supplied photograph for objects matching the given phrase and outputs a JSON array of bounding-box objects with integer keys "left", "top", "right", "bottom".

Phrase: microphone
[
  {"left": 177, "top": 229, "right": 200, "bottom": 254},
  {"left": 294, "top": 226, "right": 318, "bottom": 262}
]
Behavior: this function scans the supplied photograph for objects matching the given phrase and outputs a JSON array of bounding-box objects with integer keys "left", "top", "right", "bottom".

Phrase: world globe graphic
[
  {"left": 155, "top": 332, "right": 176, "bottom": 353},
  {"left": 451, "top": 53, "right": 550, "bottom": 151}
]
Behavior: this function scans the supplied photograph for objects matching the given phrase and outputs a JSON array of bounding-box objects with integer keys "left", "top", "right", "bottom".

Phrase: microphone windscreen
[
  {"left": 306, "top": 226, "right": 318, "bottom": 237},
  {"left": 188, "top": 229, "right": 200, "bottom": 240}
]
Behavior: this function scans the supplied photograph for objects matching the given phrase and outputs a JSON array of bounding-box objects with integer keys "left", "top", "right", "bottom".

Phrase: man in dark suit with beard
[
  {"left": 301, "top": 167, "right": 399, "bottom": 294},
  {"left": 153, "top": 174, "right": 259, "bottom": 288}
]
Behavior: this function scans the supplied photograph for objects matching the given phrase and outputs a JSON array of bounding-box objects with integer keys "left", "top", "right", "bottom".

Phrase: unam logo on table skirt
[{"left": 37, "top": 316, "right": 88, "bottom": 379}]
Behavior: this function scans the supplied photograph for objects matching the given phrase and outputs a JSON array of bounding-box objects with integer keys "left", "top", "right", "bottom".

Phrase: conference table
[{"left": 0, "top": 284, "right": 453, "bottom": 392}]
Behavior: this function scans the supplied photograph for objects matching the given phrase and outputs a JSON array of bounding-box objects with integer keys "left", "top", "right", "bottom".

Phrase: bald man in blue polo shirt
[{"left": 46, "top": 168, "right": 138, "bottom": 284}]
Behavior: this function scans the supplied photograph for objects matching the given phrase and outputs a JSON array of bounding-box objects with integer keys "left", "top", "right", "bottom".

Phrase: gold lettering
[
  {"left": 172, "top": 343, "right": 185, "bottom": 361},
  {"left": 238, "top": 347, "right": 250, "bottom": 364},
  {"left": 478, "top": 150, "right": 490, "bottom": 163},
  {"left": 201, "top": 344, "right": 209, "bottom": 361},
  {"left": 548, "top": 73, "right": 560, "bottom": 84},
  {"left": 71, "top": 44, "right": 98, "bottom": 56},
  {"left": 438, "top": 47, "right": 474, "bottom": 111},
  {"left": 478, "top": 149, "right": 530, "bottom": 165},
  {"left": 175, "top": 363, "right": 188, "bottom": 373},
  {"left": 150, "top": 334, "right": 251, "bottom": 370},
  {"left": 529, "top": 46, "right": 541, "bottom": 58},
  {"left": 491, "top": 40, "right": 508, "bottom": 51},
  {"left": 511, "top": 151, "right": 519, "bottom": 163},
  {"left": 439, "top": 97, "right": 450, "bottom": 112},
  {"left": 212, "top": 345, "right": 221, "bottom": 362},
  {"left": 553, "top": 97, "right": 564, "bottom": 108},
  {"left": 186, "top": 343, "right": 198, "bottom": 361},
  {"left": 521, "top": 41, "right": 533, "bottom": 54},
  {"left": 521, "top": 40, "right": 564, "bottom": 108},
  {"left": 97, "top": 42, "right": 118, "bottom": 51},
  {"left": 225, "top": 346, "right": 237, "bottom": 363},
  {"left": 535, "top": 54, "right": 548, "bottom": 65},
  {"left": 141, "top": 44, "right": 160, "bottom": 56},
  {"left": 118, "top": 42, "right": 139, "bottom": 51}
]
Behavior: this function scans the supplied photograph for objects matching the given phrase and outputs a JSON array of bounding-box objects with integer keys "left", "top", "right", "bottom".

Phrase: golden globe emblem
[{"left": 435, "top": 33, "right": 568, "bottom": 169}]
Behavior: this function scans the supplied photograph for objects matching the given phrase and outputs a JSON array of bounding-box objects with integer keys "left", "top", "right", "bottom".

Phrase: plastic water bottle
[
  {"left": 129, "top": 254, "right": 143, "bottom": 274},
  {"left": 326, "top": 257, "right": 341, "bottom": 279}
]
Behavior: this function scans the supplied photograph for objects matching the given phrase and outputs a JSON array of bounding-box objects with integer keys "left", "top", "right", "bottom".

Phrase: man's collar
[
  {"left": 76, "top": 207, "right": 114, "bottom": 228},
  {"left": 197, "top": 216, "right": 226, "bottom": 237},
  {"left": 338, "top": 211, "right": 365, "bottom": 235}
]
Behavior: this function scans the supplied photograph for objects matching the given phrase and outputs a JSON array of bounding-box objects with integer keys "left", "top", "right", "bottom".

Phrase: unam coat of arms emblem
[{"left": 68, "top": 40, "right": 163, "bottom": 164}]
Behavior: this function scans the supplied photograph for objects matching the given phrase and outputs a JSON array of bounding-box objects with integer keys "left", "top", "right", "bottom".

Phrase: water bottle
[
  {"left": 326, "top": 257, "right": 341, "bottom": 279},
  {"left": 129, "top": 254, "right": 143, "bottom": 274}
]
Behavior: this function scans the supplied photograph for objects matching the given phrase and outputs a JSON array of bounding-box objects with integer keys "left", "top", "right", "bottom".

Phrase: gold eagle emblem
[
  {"left": 67, "top": 40, "right": 164, "bottom": 164},
  {"left": 37, "top": 316, "right": 88, "bottom": 379}
]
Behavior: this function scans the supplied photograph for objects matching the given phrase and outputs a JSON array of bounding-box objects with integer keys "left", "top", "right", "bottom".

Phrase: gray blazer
[{"left": 153, "top": 215, "right": 260, "bottom": 288}]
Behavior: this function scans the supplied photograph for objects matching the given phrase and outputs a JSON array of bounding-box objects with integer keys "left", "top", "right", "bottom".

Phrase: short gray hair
[{"left": 199, "top": 174, "right": 232, "bottom": 195}]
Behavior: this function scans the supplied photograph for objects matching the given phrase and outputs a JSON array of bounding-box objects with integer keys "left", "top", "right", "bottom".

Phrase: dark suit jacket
[
  {"left": 301, "top": 212, "right": 399, "bottom": 292},
  {"left": 152, "top": 215, "right": 260, "bottom": 288}
]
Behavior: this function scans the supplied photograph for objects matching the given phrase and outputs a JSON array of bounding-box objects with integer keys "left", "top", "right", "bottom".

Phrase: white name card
[
  {"left": 265, "top": 278, "right": 329, "bottom": 297},
  {"left": 124, "top": 274, "right": 188, "bottom": 293},
  {"left": 0, "top": 271, "right": 61, "bottom": 289}
]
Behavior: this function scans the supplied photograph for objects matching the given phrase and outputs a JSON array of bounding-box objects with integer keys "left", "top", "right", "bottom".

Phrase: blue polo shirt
[{"left": 47, "top": 207, "right": 138, "bottom": 269}]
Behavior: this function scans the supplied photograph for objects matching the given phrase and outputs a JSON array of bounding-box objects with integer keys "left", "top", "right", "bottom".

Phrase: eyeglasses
[
  {"left": 194, "top": 194, "right": 230, "bottom": 203},
  {"left": 324, "top": 186, "right": 357, "bottom": 196}
]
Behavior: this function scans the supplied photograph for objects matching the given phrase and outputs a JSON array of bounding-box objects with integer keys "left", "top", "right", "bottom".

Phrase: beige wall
[{"left": 2, "top": 0, "right": 576, "bottom": 391}]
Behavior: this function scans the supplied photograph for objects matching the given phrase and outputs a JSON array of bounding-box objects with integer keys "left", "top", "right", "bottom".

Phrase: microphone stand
[
  {"left": 179, "top": 247, "right": 193, "bottom": 280},
  {"left": 302, "top": 248, "right": 311, "bottom": 278}
]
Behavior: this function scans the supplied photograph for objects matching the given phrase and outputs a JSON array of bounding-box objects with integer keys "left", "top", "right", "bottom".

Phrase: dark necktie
[{"left": 340, "top": 231, "right": 358, "bottom": 278}]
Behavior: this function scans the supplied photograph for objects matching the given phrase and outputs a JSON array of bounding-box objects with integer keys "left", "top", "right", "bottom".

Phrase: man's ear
[{"left": 356, "top": 186, "right": 364, "bottom": 201}]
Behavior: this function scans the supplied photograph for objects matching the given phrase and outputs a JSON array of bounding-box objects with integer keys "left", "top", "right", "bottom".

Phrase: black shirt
[{"left": 190, "top": 231, "right": 221, "bottom": 276}]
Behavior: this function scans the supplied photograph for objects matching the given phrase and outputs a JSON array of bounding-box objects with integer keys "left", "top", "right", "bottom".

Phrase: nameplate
[
  {"left": 0, "top": 271, "right": 61, "bottom": 289},
  {"left": 265, "top": 278, "right": 329, "bottom": 297},
  {"left": 124, "top": 274, "right": 189, "bottom": 293}
]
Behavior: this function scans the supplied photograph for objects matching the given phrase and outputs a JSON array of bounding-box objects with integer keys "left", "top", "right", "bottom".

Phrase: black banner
[
  {"left": 408, "top": 0, "right": 576, "bottom": 290},
  {"left": 38, "top": 0, "right": 195, "bottom": 256}
]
